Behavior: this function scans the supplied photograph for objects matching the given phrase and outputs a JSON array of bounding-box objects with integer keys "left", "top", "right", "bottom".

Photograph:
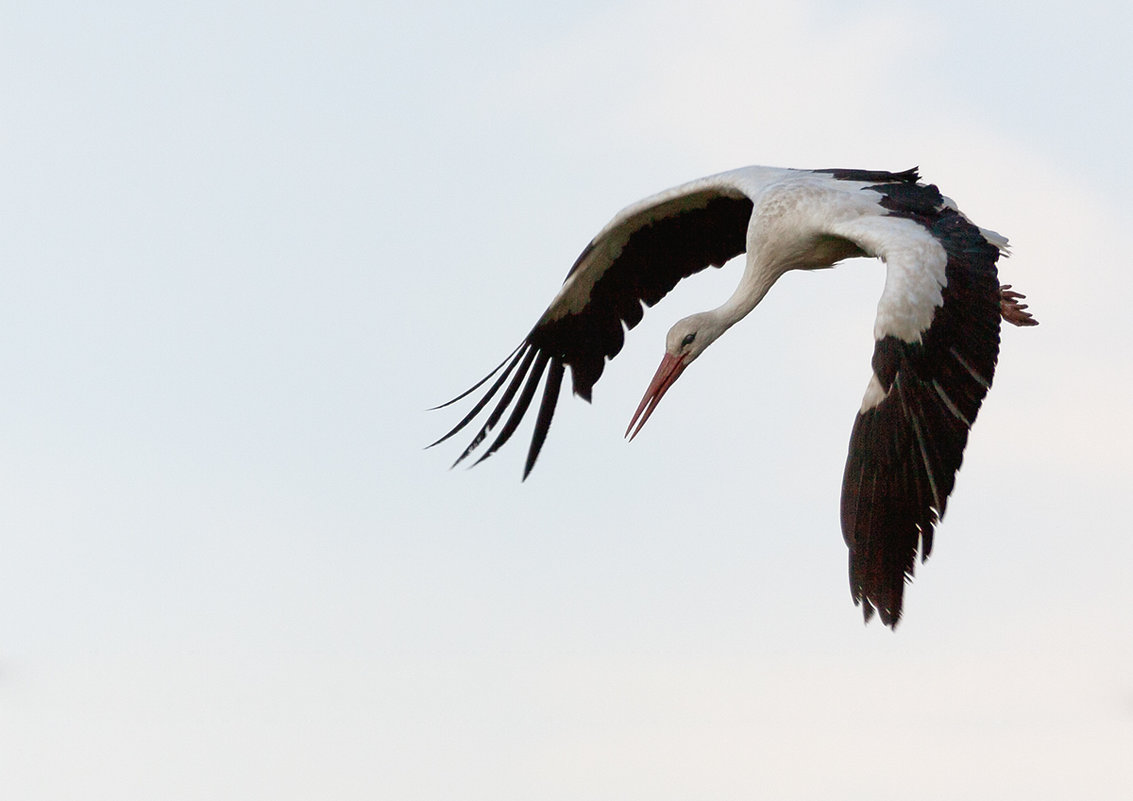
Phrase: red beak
[{"left": 626, "top": 352, "right": 688, "bottom": 440}]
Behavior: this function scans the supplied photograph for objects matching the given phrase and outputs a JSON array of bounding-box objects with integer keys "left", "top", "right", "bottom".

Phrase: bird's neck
[{"left": 715, "top": 264, "right": 782, "bottom": 331}]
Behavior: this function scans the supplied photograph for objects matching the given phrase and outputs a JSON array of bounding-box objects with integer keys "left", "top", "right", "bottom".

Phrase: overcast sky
[{"left": 2, "top": 1, "right": 1131, "bottom": 798}]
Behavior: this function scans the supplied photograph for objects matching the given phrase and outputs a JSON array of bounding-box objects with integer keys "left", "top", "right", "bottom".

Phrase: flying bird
[{"left": 431, "top": 166, "right": 1037, "bottom": 626}]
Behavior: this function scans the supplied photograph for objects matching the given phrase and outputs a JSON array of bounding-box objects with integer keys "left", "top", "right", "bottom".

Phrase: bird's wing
[
  {"left": 828, "top": 176, "right": 1004, "bottom": 627},
  {"left": 431, "top": 170, "right": 768, "bottom": 478}
]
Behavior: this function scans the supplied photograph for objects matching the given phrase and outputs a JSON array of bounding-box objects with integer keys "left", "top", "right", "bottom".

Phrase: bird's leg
[{"left": 1000, "top": 284, "right": 1038, "bottom": 327}]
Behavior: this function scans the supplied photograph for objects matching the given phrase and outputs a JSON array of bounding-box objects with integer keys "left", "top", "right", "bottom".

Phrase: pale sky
[{"left": 2, "top": 1, "right": 1131, "bottom": 798}]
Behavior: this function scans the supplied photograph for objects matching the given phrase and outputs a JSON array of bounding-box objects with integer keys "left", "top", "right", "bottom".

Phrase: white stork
[{"left": 432, "top": 166, "right": 1037, "bottom": 626}]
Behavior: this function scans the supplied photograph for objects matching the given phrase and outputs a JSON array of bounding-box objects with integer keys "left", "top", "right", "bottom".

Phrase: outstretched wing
[
  {"left": 431, "top": 172, "right": 761, "bottom": 478},
  {"left": 830, "top": 176, "right": 1004, "bottom": 627}
]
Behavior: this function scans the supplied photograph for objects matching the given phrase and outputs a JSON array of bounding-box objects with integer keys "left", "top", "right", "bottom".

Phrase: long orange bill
[{"left": 625, "top": 352, "right": 688, "bottom": 440}]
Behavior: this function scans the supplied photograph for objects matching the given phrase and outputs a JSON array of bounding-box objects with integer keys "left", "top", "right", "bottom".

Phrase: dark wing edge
[
  {"left": 816, "top": 167, "right": 921, "bottom": 185},
  {"left": 839, "top": 186, "right": 1003, "bottom": 627},
  {"left": 430, "top": 190, "right": 755, "bottom": 479}
]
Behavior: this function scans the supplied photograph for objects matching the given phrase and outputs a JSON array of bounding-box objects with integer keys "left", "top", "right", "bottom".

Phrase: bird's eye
[{"left": 681, "top": 332, "right": 696, "bottom": 348}]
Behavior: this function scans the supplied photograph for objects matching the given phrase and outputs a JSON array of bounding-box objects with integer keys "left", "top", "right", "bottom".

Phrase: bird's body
[{"left": 433, "top": 165, "right": 1036, "bottom": 626}]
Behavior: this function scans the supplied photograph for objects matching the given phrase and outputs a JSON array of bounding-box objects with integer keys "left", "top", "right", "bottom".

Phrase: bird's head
[{"left": 625, "top": 312, "right": 724, "bottom": 440}]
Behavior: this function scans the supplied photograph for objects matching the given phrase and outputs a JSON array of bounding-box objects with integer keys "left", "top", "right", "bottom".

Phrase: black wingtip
[
  {"left": 521, "top": 359, "right": 564, "bottom": 481},
  {"left": 859, "top": 598, "right": 874, "bottom": 625},
  {"left": 427, "top": 344, "right": 524, "bottom": 412},
  {"left": 470, "top": 352, "right": 550, "bottom": 469},
  {"left": 454, "top": 347, "right": 538, "bottom": 467},
  {"left": 818, "top": 167, "right": 921, "bottom": 185},
  {"left": 426, "top": 346, "right": 530, "bottom": 452},
  {"left": 430, "top": 336, "right": 571, "bottom": 482},
  {"left": 856, "top": 595, "right": 902, "bottom": 629}
]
